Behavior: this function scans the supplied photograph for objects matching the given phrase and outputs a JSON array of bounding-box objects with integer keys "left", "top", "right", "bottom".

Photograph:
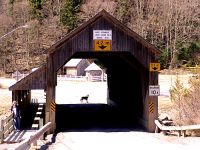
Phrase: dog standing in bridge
[{"left": 80, "top": 94, "right": 89, "bottom": 103}]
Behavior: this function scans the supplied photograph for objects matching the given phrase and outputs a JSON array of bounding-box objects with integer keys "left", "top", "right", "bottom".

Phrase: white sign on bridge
[
  {"left": 149, "top": 85, "right": 160, "bottom": 96},
  {"left": 93, "top": 30, "right": 112, "bottom": 40}
]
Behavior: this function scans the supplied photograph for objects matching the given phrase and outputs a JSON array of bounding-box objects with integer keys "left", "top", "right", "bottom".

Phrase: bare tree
[
  {"left": 78, "top": 0, "right": 117, "bottom": 22},
  {"left": 124, "top": 0, "right": 199, "bottom": 68}
]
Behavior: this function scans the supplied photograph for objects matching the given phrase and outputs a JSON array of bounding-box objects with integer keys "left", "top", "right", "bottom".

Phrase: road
[{"left": 40, "top": 130, "right": 200, "bottom": 150}]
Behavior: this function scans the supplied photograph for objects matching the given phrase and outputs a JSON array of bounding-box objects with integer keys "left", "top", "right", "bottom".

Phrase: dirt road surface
[{"left": 41, "top": 131, "right": 200, "bottom": 150}]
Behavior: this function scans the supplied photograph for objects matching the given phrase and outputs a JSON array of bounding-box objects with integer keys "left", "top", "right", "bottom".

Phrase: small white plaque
[{"left": 149, "top": 85, "right": 160, "bottom": 96}]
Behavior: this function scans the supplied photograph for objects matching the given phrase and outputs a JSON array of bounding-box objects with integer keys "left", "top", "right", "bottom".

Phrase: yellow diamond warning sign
[
  {"left": 150, "top": 63, "right": 160, "bottom": 72},
  {"left": 94, "top": 40, "right": 111, "bottom": 51}
]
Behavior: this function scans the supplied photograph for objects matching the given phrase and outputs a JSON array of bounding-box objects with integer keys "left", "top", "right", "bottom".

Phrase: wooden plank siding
[
  {"left": 50, "top": 17, "right": 157, "bottom": 72},
  {"left": 9, "top": 65, "right": 46, "bottom": 90},
  {"left": 9, "top": 10, "right": 160, "bottom": 91},
  {"left": 8, "top": 10, "right": 161, "bottom": 133}
]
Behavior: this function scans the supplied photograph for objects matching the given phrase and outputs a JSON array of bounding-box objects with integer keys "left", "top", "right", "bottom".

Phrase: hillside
[
  {"left": 0, "top": 0, "right": 199, "bottom": 76},
  {"left": 0, "top": 0, "right": 67, "bottom": 75}
]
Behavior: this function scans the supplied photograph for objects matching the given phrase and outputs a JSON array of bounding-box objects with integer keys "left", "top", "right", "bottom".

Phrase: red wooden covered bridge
[{"left": 9, "top": 10, "right": 161, "bottom": 133}]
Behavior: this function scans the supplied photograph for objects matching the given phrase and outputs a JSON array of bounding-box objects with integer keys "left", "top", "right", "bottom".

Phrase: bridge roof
[
  {"left": 49, "top": 10, "right": 161, "bottom": 55},
  {"left": 9, "top": 10, "right": 160, "bottom": 91},
  {"left": 9, "top": 65, "right": 46, "bottom": 90}
]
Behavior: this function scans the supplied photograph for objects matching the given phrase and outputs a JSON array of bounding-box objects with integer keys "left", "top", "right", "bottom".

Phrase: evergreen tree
[
  {"left": 60, "top": 0, "right": 82, "bottom": 30},
  {"left": 29, "top": 0, "right": 44, "bottom": 20}
]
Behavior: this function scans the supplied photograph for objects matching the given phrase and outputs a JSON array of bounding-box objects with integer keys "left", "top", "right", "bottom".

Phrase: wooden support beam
[
  {"left": 146, "top": 57, "right": 158, "bottom": 132},
  {"left": 21, "top": 91, "right": 24, "bottom": 115},
  {"left": 28, "top": 90, "right": 31, "bottom": 105},
  {"left": 24, "top": 90, "right": 28, "bottom": 110},
  {"left": 46, "top": 55, "right": 56, "bottom": 134},
  {"left": 18, "top": 90, "right": 22, "bottom": 108},
  {"left": 46, "top": 85, "right": 56, "bottom": 133},
  {"left": 12, "top": 91, "right": 15, "bottom": 102}
]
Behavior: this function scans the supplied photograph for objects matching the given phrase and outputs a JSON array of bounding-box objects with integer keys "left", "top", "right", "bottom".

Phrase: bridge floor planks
[{"left": 4, "top": 130, "right": 36, "bottom": 143}]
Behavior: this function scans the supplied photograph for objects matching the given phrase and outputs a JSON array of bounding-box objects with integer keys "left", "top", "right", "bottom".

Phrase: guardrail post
[
  {"left": 0, "top": 119, "right": 4, "bottom": 143},
  {"left": 39, "top": 118, "right": 44, "bottom": 140}
]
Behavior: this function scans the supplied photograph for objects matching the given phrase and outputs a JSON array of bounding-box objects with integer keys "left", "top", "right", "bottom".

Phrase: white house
[
  {"left": 85, "top": 62, "right": 106, "bottom": 81},
  {"left": 63, "top": 59, "right": 90, "bottom": 76}
]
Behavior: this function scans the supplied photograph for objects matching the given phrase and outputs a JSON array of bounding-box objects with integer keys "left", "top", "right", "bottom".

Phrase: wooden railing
[
  {"left": 32, "top": 103, "right": 44, "bottom": 130},
  {"left": 0, "top": 113, "right": 14, "bottom": 143},
  {"left": 14, "top": 122, "right": 52, "bottom": 150},
  {"left": 87, "top": 75, "right": 107, "bottom": 82},
  {"left": 13, "top": 74, "right": 108, "bottom": 82},
  {"left": 57, "top": 75, "right": 107, "bottom": 82}
]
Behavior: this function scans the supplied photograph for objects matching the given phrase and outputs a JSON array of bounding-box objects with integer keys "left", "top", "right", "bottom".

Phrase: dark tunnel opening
[
  {"left": 56, "top": 104, "right": 144, "bottom": 132},
  {"left": 56, "top": 52, "right": 146, "bottom": 132},
  {"left": 107, "top": 62, "right": 144, "bottom": 122}
]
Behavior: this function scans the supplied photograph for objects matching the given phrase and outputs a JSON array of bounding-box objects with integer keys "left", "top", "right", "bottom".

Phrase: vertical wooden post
[
  {"left": 26, "top": 90, "right": 29, "bottom": 109},
  {"left": 12, "top": 91, "right": 15, "bottom": 102},
  {"left": 39, "top": 118, "right": 44, "bottom": 140},
  {"left": 46, "top": 55, "right": 56, "bottom": 134},
  {"left": 21, "top": 91, "right": 24, "bottom": 115},
  {"left": 28, "top": 90, "right": 31, "bottom": 105},
  {"left": 147, "top": 63, "right": 158, "bottom": 132},
  {"left": 25, "top": 90, "right": 27, "bottom": 110},
  {"left": 0, "top": 119, "right": 4, "bottom": 143},
  {"left": 17, "top": 90, "right": 21, "bottom": 107},
  {"left": 46, "top": 85, "right": 56, "bottom": 133},
  {"left": 12, "top": 90, "right": 18, "bottom": 102}
]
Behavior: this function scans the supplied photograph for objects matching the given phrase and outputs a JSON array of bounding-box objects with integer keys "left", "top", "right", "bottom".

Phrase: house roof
[
  {"left": 64, "top": 59, "right": 82, "bottom": 67},
  {"left": 85, "top": 63, "right": 102, "bottom": 71}
]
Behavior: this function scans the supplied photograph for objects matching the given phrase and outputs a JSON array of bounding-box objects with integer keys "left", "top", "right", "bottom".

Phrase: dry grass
[
  {"left": 158, "top": 97, "right": 173, "bottom": 115},
  {"left": 0, "top": 88, "right": 12, "bottom": 116},
  {"left": 160, "top": 68, "right": 191, "bottom": 75},
  {"left": 0, "top": 105, "right": 11, "bottom": 116},
  {"left": 168, "top": 68, "right": 200, "bottom": 136},
  {"left": 170, "top": 75, "right": 200, "bottom": 125}
]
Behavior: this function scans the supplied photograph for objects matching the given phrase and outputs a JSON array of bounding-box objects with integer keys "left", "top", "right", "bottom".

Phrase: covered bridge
[{"left": 9, "top": 10, "right": 160, "bottom": 133}]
